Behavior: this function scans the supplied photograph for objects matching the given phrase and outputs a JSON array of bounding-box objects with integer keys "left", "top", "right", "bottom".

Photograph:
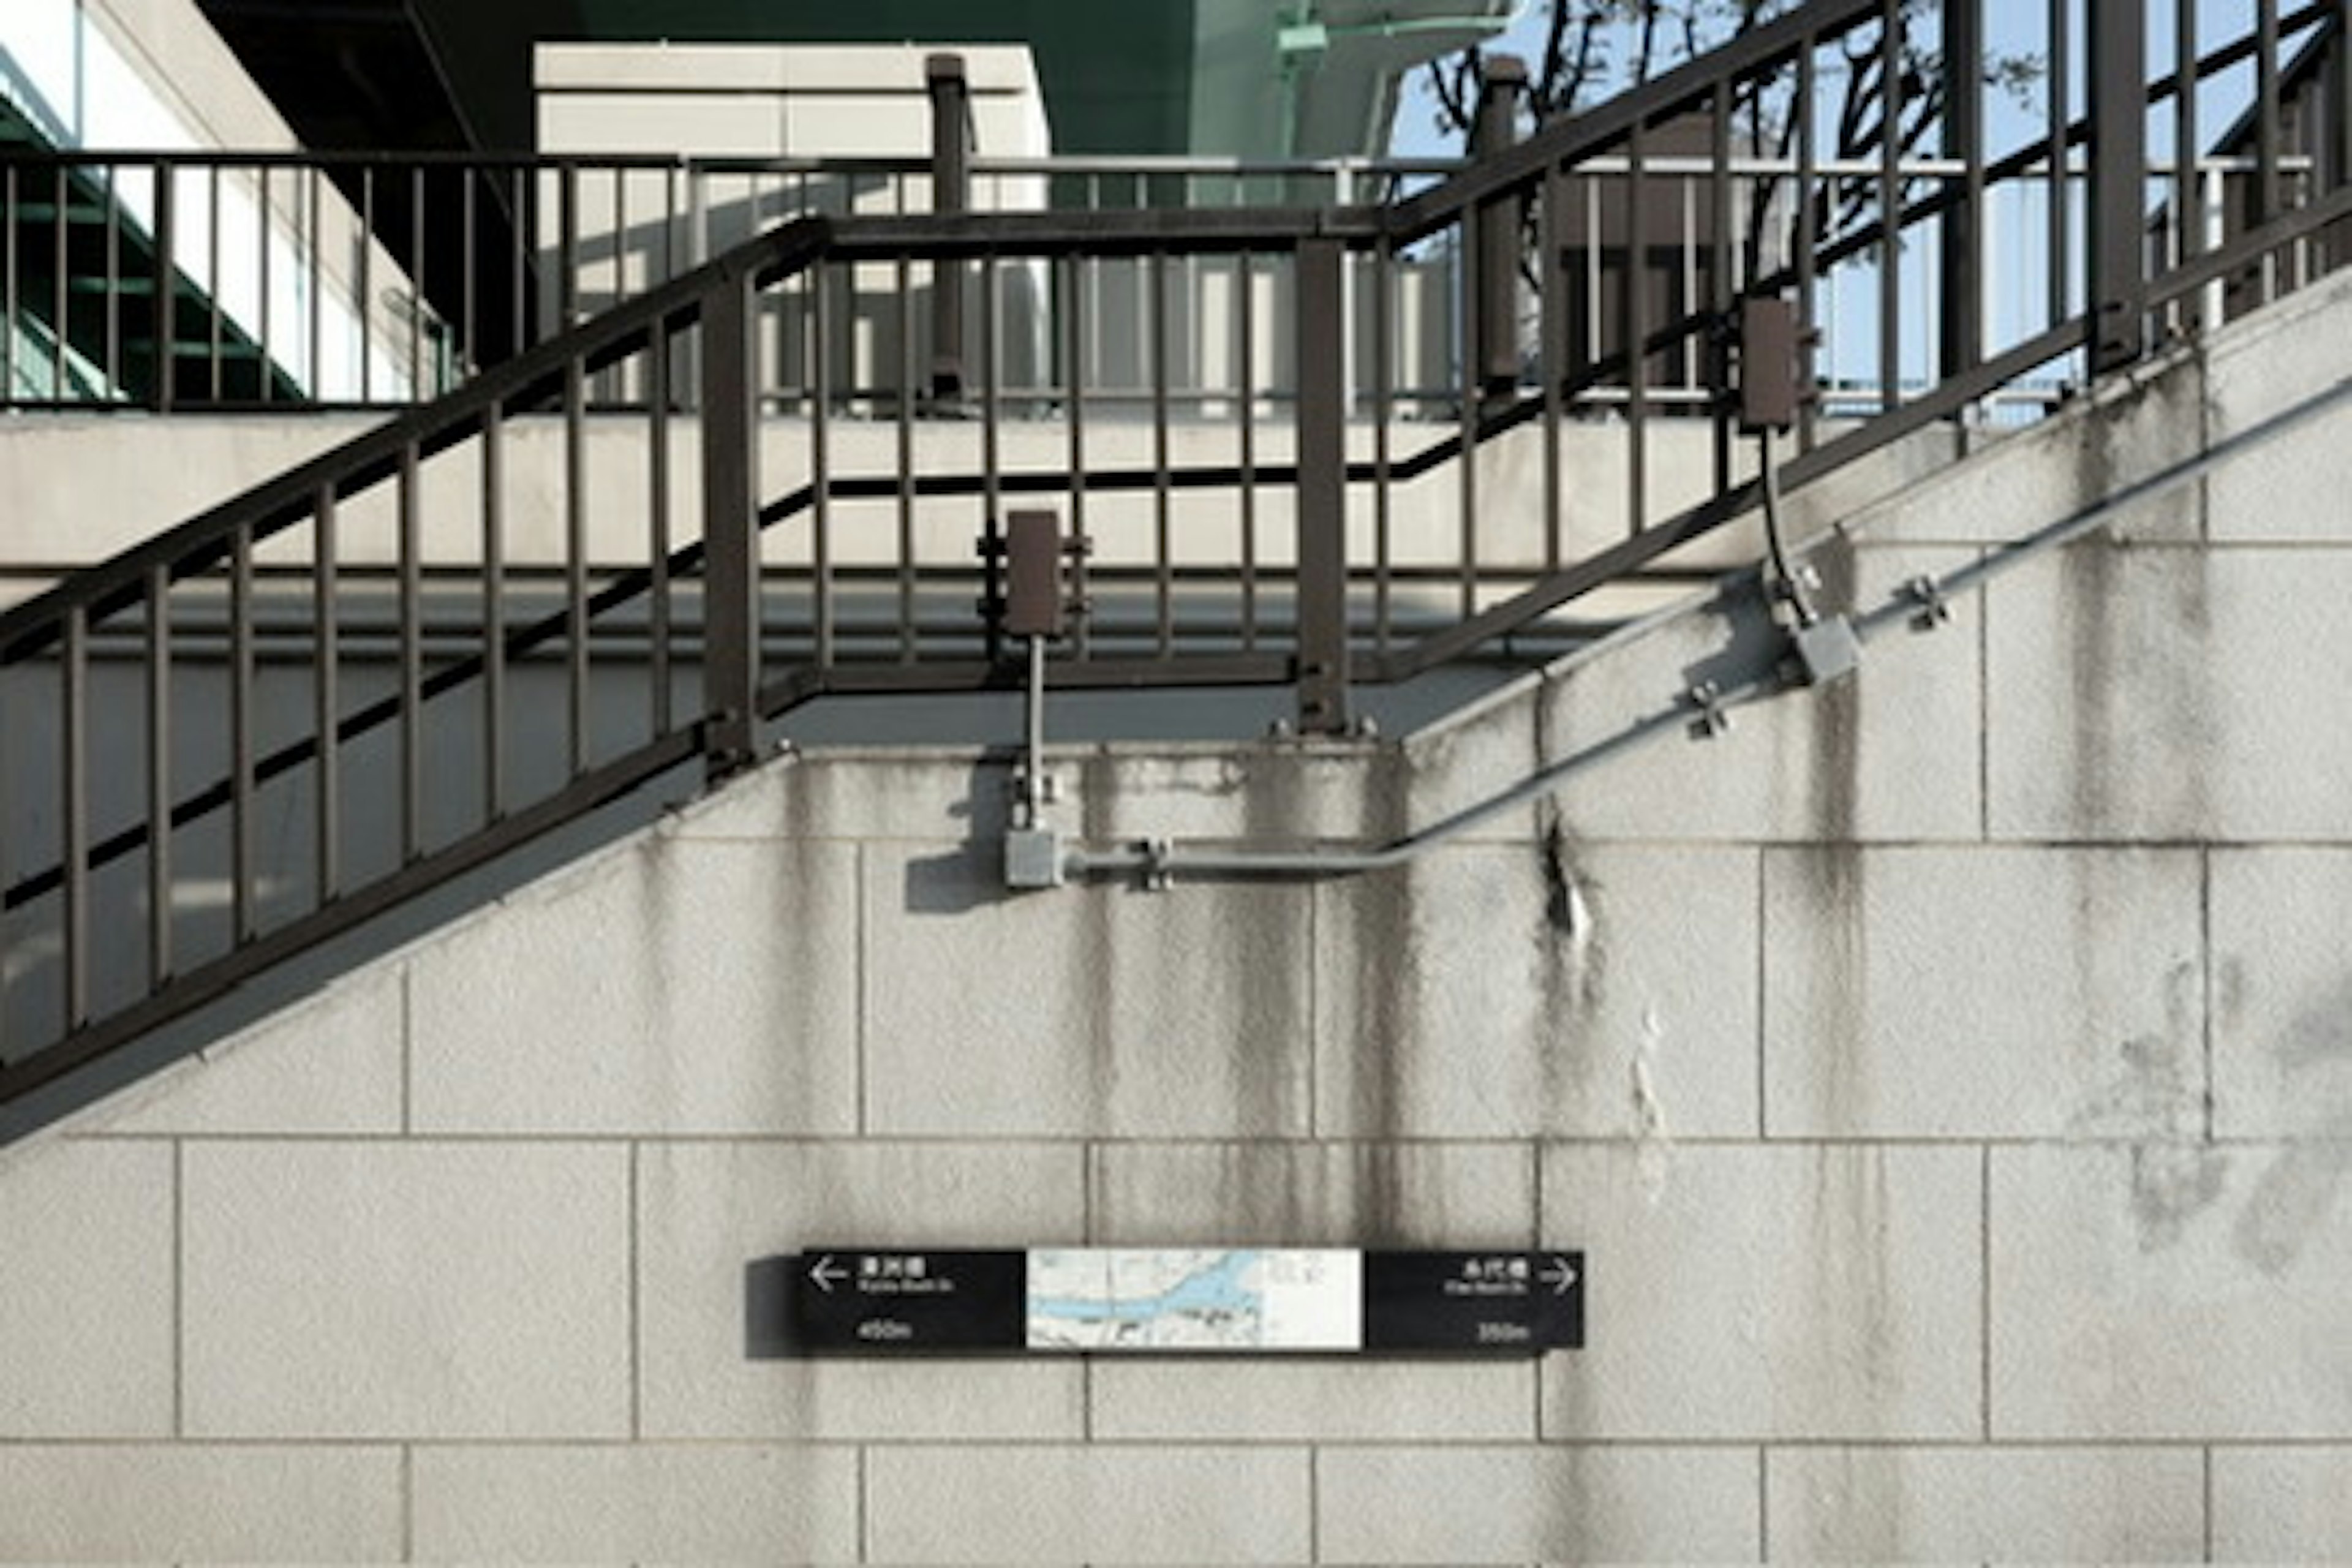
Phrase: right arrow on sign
[{"left": 1540, "top": 1257, "right": 1578, "bottom": 1294}]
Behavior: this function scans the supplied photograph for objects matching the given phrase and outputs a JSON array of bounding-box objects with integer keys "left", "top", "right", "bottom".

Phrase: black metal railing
[
  {"left": 2, "top": 0, "right": 2345, "bottom": 1117},
  {"left": 0, "top": 137, "right": 1453, "bottom": 413}
]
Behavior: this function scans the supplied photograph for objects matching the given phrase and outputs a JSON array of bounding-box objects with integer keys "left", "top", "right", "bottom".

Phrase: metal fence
[
  {"left": 2, "top": 0, "right": 2346, "bottom": 1114},
  {"left": 0, "top": 141, "right": 1459, "bottom": 412}
]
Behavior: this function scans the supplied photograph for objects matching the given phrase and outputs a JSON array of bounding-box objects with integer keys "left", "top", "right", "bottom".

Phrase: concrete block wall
[{"left": 3, "top": 276, "right": 2351, "bottom": 1561}]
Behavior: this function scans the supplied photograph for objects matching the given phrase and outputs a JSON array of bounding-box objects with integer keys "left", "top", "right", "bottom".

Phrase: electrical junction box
[
  {"left": 1004, "top": 825, "right": 1065, "bottom": 889},
  {"left": 1790, "top": 614, "right": 1861, "bottom": 685}
]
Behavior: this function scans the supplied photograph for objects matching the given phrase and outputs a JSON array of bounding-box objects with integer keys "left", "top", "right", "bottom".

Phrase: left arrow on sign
[{"left": 809, "top": 1254, "right": 850, "bottom": 1294}]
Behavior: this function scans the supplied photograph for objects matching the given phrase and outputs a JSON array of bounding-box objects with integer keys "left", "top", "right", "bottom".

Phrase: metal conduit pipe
[{"left": 1056, "top": 369, "right": 2352, "bottom": 888}]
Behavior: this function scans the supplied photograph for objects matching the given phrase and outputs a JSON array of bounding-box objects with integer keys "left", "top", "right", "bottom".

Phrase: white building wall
[
  {"left": 0, "top": 0, "right": 427, "bottom": 400},
  {"left": 533, "top": 42, "right": 1055, "bottom": 391},
  {"left": 1, "top": 272, "right": 2349, "bottom": 1561}
]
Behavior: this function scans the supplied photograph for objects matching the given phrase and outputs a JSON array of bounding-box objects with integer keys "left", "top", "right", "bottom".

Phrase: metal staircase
[{"left": 2, "top": 0, "right": 2346, "bottom": 1126}]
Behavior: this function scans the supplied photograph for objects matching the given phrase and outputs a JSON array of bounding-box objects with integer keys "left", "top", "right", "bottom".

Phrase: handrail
[
  {"left": 3, "top": 0, "right": 2347, "bottom": 1123},
  {"left": 0, "top": 217, "right": 836, "bottom": 660},
  {"left": 1389, "top": 0, "right": 1883, "bottom": 238}
]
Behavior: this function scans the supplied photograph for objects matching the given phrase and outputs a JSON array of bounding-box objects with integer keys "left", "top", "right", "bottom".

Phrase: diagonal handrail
[{"left": 1387, "top": 0, "right": 1884, "bottom": 240}]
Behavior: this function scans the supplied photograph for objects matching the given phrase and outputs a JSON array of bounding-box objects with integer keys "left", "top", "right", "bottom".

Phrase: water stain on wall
[{"left": 2233, "top": 978, "right": 2352, "bottom": 1275}]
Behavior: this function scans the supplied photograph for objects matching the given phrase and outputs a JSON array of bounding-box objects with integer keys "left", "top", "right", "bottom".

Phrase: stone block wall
[{"left": 1, "top": 274, "right": 2348, "bottom": 1562}]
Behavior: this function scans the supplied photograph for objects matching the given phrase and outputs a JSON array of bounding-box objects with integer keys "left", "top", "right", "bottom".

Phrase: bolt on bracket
[
  {"left": 1904, "top": 573, "right": 1954, "bottom": 630},
  {"left": 1685, "top": 680, "right": 1733, "bottom": 738}
]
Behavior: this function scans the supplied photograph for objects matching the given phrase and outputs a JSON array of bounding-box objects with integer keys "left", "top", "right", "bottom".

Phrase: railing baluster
[
  {"left": 560, "top": 160, "right": 581, "bottom": 333},
  {"left": 1295, "top": 238, "right": 1349, "bottom": 734},
  {"left": 2258, "top": 0, "right": 2284, "bottom": 300},
  {"left": 510, "top": 166, "right": 527, "bottom": 360},
  {"left": 230, "top": 521, "right": 255, "bottom": 943},
  {"left": 1708, "top": 85, "right": 1734, "bottom": 496},
  {"left": 409, "top": 166, "right": 425, "bottom": 399},
  {"left": 609, "top": 168, "right": 627, "bottom": 402},
  {"left": 399, "top": 440, "right": 423, "bottom": 861},
  {"left": 207, "top": 165, "right": 222, "bottom": 401},
  {"left": 104, "top": 165, "right": 121, "bottom": 394},
  {"left": 1371, "top": 237, "right": 1392, "bottom": 655},
  {"left": 664, "top": 167, "right": 680, "bottom": 348},
  {"left": 1152, "top": 248, "right": 1173, "bottom": 658},
  {"left": 360, "top": 168, "right": 374, "bottom": 402},
  {"left": 1624, "top": 124, "right": 1650, "bottom": 536},
  {"left": 307, "top": 168, "right": 323, "bottom": 396},
  {"left": 462, "top": 168, "right": 478, "bottom": 378},
  {"left": 2335, "top": 23, "right": 2351, "bottom": 270},
  {"left": 1064, "top": 252, "right": 1091, "bottom": 663},
  {"left": 649, "top": 323, "right": 673, "bottom": 736},
  {"left": 897, "top": 252, "right": 918, "bottom": 663},
  {"left": 2174, "top": 0, "right": 2200, "bottom": 306},
  {"left": 1242, "top": 246, "right": 1262, "bottom": 653},
  {"left": 813, "top": 267, "right": 834, "bottom": 672},
  {"left": 566, "top": 356, "right": 591, "bottom": 773},
  {"left": 1458, "top": 205, "right": 1480, "bottom": 616},
  {"left": 1879, "top": 0, "right": 1902, "bottom": 411},
  {"left": 50, "top": 166, "right": 66, "bottom": 398},
  {"left": 258, "top": 167, "right": 274, "bottom": 401},
  {"left": 4, "top": 165, "right": 16, "bottom": 396},
  {"left": 1585, "top": 175, "right": 1602, "bottom": 394},
  {"left": 314, "top": 484, "right": 341, "bottom": 900},
  {"left": 1796, "top": 46, "right": 1819, "bottom": 451},
  {"left": 146, "top": 565, "right": 173, "bottom": 986},
  {"left": 60, "top": 605, "right": 89, "bottom": 1033},
  {"left": 2046, "top": 0, "right": 2071, "bottom": 336},
  {"left": 980, "top": 252, "right": 1003, "bottom": 666},
  {"left": 480, "top": 410, "right": 505, "bottom": 823}
]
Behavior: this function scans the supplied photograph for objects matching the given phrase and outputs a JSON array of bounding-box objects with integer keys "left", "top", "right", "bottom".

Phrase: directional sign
[
  {"left": 791, "top": 1248, "right": 1584, "bottom": 1354},
  {"left": 1361, "top": 1250, "right": 1583, "bottom": 1352},
  {"left": 794, "top": 1250, "right": 1025, "bottom": 1351}
]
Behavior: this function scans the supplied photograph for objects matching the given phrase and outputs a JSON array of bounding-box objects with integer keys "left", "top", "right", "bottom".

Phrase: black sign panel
[
  {"left": 792, "top": 1247, "right": 1584, "bottom": 1355},
  {"left": 1362, "top": 1250, "right": 1584, "bottom": 1352},
  {"left": 794, "top": 1250, "right": 1026, "bottom": 1352}
]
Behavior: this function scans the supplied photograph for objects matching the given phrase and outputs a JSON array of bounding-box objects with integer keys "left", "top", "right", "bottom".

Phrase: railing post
[
  {"left": 1294, "top": 238, "right": 1350, "bottom": 735},
  {"left": 2332, "top": 19, "right": 2352, "bottom": 271},
  {"left": 927, "top": 52, "right": 970, "bottom": 405},
  {"left": 701, "top": 267, "right": 760, "bottom": 779},
  {"left": 1939, "top": 0, "right": 1984, "bottom": 379},
  {"left": 1472, "top": 55, "right": 1528, "bottom": 400},
  {"left": 2087, "top": 0, "right": 2147, "bottom": 373}
]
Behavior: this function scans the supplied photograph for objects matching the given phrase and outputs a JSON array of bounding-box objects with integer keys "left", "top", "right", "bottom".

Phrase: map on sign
[{"left": 1025, "top": 1248, "right": 1361, "bottom": 1351}]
